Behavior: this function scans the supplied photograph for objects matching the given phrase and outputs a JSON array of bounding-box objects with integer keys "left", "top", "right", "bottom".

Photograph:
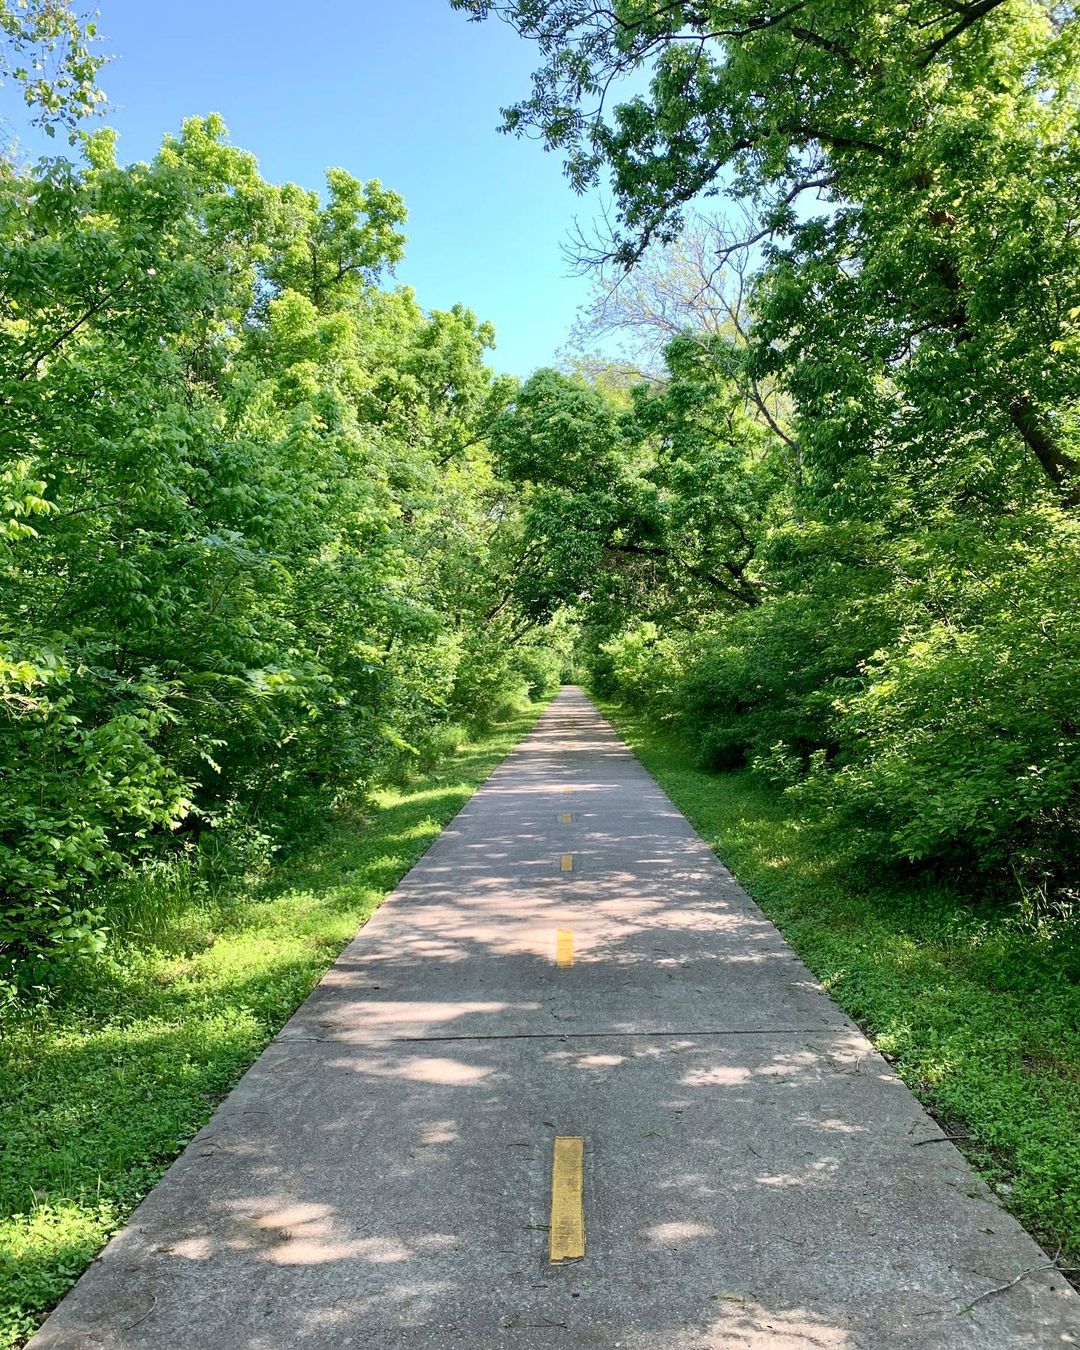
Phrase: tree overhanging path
[{"left": 30, "top": 691, "right": 1080, "bottom": 1349}]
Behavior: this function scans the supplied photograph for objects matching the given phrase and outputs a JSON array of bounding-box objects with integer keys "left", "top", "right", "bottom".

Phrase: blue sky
[{"left": 49, "top": 0, "right": 622, "bottom": 377}]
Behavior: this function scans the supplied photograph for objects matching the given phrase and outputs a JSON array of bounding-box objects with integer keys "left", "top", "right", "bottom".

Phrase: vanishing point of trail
[{"left": 30, "top": 690, "right": 1080, "bottom": 1347}]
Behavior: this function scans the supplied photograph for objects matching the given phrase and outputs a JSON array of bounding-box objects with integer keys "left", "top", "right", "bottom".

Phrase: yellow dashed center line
[
  {"left": 560, "top": 853, "right": 574, "bottom": 872},
  {"left": 555, "top": 929, "right": 574, "bottom": 967},
  {"left": 549, "top": 1136, "right": 586, "bottom": 1263},
  {"left": 562, "top": 786, "right": 573, "bottom": 795},
  {"left": 560, "top": 811, "right": 572, "bottom": 824}
]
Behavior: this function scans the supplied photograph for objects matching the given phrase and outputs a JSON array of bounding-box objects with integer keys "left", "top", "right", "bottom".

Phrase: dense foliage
[
  {"left": 0, "top": 115, "right": 563, "bottom": 991},
  {"left": 459, "top": 0, "right": 1080, "bottom": 907}
]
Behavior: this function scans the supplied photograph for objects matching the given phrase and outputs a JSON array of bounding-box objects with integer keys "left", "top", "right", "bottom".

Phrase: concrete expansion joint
[{"left": 395, "top": 1026, "right": 829, "bottom": 1043}]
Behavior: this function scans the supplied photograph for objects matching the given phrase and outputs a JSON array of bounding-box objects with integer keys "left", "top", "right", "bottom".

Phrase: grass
[
  {"left": 5, "top": 692, "right": 1077, "bottom": 1341},
  {"left": 599, "top": 699, "right": 1080, "bottom": 1275},
  {"left": 0, "top": 703, "right": 546, "bottom": 1350}
]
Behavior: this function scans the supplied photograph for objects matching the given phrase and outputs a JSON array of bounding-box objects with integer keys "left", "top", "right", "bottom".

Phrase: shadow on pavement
[{"left": 28, "top": 690, "right": 1080, "bottom": 1349}]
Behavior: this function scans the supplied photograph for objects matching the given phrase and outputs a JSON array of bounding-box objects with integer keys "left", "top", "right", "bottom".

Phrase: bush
[
  {"left": 509, "top": 646, "right": 562, "bottom": 701},
  {"left": 0, "top": 647, "right": 188, "bottom": 992},
  {"left": 588, "top": 623, "right": 685, "bottom": 709},
  {"left": 0, "top": 121, "right": 535, "bottom": 991},
  {"left": 801, "top": 516, "right": 1080, "bottom": 895},
  {"left": 451, "top": 632, "right": 564, "bottom": 731}
]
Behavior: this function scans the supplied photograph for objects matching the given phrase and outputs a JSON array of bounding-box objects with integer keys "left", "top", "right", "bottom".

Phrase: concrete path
[{"left": 30, "top": 690, "right": 1080, "bottom": 1348}]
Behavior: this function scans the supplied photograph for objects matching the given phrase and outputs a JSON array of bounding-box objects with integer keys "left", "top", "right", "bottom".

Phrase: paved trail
[{"left": 31, "top": 690, "right": 1080, "bottom": 1348}]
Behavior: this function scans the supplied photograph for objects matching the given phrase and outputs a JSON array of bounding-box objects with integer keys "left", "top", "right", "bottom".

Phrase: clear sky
[{"left": 50, "top": 0, "right": 620, "bottom": 378}]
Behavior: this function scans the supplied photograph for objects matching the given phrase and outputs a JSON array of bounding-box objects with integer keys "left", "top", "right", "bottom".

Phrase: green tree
[
  {"left": 491, "top": 348, "right": 774, "bottom": 631},
  {"left": 0, "top": 115, "right": 541, "bottom": 988},
  {"left": 454, "top": 0, "right": 1080, "bottom": 508},
  {"left": 0, "top": 0, "right": 105, "bottom": 145}
]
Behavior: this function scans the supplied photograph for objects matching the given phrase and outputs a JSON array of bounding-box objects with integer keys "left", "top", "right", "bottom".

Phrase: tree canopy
[{"left": 455, "top": 0, "right": 1080, "bottom": 904}]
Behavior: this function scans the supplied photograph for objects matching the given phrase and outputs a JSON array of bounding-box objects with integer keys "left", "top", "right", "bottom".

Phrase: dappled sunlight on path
[{"left": 29, "top": 690, "right": 1080, "bottom": 1348}]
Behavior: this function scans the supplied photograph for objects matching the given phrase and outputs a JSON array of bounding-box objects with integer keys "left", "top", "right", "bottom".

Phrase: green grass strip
[
  {"left": 600, "top": 700, "right": 1080, "bottom": 1273},
  {"left": 0, "top": 703, "right": 546, "bottom": 1349}
]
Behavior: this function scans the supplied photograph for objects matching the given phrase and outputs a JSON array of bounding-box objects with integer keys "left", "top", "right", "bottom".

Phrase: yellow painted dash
[
  {"left": 559, "top": 811, "right": 572, "bottom": 824},
  {"left": 555, "top": 929, "right": 574, "bottom": 968},
  {"left": 549, "top": 1136, "right": 586, "bottom": 1263},
  {"left": 560, "top": 853, "right": 574, "bottom": 872},
  {"left": 562, "top": 786, "right": 573, "bottom": 795}
]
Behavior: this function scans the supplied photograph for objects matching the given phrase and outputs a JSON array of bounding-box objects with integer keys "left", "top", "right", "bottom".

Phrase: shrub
[
  {"left": 589, "top": 623, "right": 685, "bottom": 710},
  {"left": 801, "top": 516, "right": 1080, "bottom": 895}
]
